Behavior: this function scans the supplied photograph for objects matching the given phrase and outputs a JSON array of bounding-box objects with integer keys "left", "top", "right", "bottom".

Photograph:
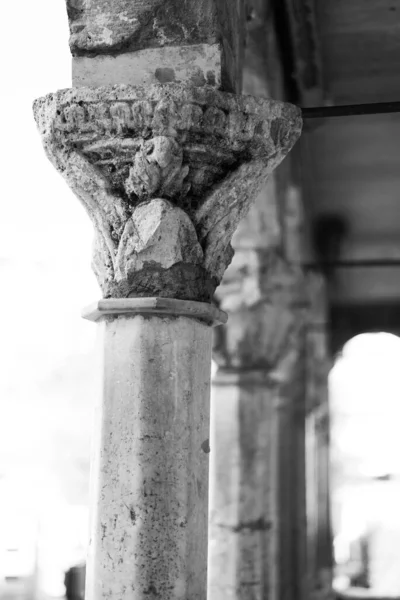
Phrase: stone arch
[
  {"left": 329, "top": 330, "right": 400, "bottom": 596},
  {"left": 330, "top": 303, "right": 400, "bottom": 358}
]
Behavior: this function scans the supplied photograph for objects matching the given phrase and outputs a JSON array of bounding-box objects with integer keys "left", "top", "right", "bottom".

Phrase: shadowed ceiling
[{"left": 296, "top": 0, "right": 400, "bottom": 304}]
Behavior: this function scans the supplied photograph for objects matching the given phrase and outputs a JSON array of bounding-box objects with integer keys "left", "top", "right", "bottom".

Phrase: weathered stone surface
[
  {"left": 214, "top": 251, "right": 308, "bottom": 369},
  {"left": 66, "top": 0, "right": 245, "bottom": 92},
  {"left": 211, "top": 256, "right": 333, "bottom": 600},
  {"left": 34, "top": 83, "right": 301, "bottom": 301},
  {"left": 82, "top": 297, "right": 227, "bottom": 325},
  {"left": 125, "top": 137, "right": 190, "bottom": 200},
  {"left": 210, "top": 266, "right": 332, "bottom": 600},
  {"left": 231, "top": 177, "right": 281, "bottom": 249},
  {"left": 86, "top": 311, "right": 213, "bottom": 600},
  {"left": 207, "top": 9, "right": 313, "bottom": 598},
  {"left": 110, "top": 199, "right": 212, "bottom": 300},
  {"left": 283, "top": 183, "right": 308, "bottom": 264},
  {"left": 283, "top": 0, "right": 325, "bottom": 106},
  {"left": 304, "top": 275, "right": 334, "bottom": 600},
  {"left": 209, "top": 245, "right": 310, "bottom": 600},
  {"left": 209, "top": 374, "right": 278, "bottom": 600},
  {"left": 306, "top": 410, "right": 334, "bottom": 600},
  {"left": 72, "top": 44, "right": 222, "bottom": 88},
  {"left": 209, "top": 335, "right": 309, "bottom": 600},
  {"left": 115, "top": 199, "right": 202, "bottom": 275},
  {"left": 305, "top": 273, "right": 330, "bottom": 415},
  {"left": 217, "top": 0, "right": 246, "bottom": 92},
  {"left": 66, "top": 0, "right": 220, "bottom": 54}
]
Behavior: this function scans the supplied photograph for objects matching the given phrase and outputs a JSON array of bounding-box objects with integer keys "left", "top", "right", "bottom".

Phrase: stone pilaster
[{"left": 33, "top": 10, "right": 302, "bottom": 595}]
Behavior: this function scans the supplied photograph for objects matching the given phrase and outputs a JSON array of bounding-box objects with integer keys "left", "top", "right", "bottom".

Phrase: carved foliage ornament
[{"left": 34, "top": 84, "right": 302, "bottom": 301}]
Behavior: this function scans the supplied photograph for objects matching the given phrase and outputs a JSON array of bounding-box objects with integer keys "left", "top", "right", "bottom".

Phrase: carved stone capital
[
  {"left": 213, "top": 250, "right": 308, "bottom": 369},
  {"left": 34, "top": 84, "right": 301, "bottom": 301}
]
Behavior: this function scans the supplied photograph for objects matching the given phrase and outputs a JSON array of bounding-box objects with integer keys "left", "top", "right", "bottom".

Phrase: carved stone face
[
  {"left": 34, "top": 84, "right": 302, "bottom": 300},
  {"left": 125, "top": 137, "right": 190, "bottom": 201}
]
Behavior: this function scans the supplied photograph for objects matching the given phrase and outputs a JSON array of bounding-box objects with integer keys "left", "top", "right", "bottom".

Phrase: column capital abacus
[{"left": 82, "top": 297, "right": 227, "bottom": 326}]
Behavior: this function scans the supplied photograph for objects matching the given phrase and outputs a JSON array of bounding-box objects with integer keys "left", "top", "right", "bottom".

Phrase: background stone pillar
[
  {"left": 208, "top": 3, "right": 310, "bottom": 598},
  {"left": 34, "top": 7, "right": 302, "bottom": 592},
  {"left": 305, "top": 276, "right": 334, "bottom": 600},
  {"left": 209, "top": 252, "right": 309, "bottom": 600}
]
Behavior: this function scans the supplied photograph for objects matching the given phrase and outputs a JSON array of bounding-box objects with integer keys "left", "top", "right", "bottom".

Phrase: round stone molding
[{"left": 34, "top": 83, "right": 302, "bottom": 301}]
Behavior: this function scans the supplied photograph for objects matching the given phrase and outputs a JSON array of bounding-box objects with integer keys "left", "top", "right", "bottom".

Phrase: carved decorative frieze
[{"left": 34, "top": 84, "right": 301, "bottom": 301}]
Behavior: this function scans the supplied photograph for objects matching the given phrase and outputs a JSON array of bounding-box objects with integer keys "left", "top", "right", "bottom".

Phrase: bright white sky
[
  {"left": 0, "top": 2, "right": 98, "bottom": 588},
  {"left": 0, "top": 1, "right": 98, "bottom": 503}
]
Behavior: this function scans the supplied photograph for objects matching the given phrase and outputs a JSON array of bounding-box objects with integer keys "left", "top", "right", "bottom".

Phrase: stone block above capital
[
  {"left": 66, "top": 0, "right": 246, "bottom": 92},
  {"left": 34, "top": 84, "right": 301, "bottom": 302}
]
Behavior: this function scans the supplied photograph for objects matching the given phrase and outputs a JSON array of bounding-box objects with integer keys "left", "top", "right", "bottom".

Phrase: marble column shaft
[{"left": 84, "top": 300, "right": 223, "bottom": 599}]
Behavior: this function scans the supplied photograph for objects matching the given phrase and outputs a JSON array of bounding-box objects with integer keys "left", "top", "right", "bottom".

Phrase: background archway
[{"left": 330, "top": 331, "right": 400, "bottom": 596}]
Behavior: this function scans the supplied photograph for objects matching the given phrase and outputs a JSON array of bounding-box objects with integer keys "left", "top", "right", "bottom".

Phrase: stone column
[
  {"left": 33, "top": 7, "right": 302, "bottom": 594},
  {"left": 305, "top": 276, "right": 334, "bottom": 600},
  {"left": 209, "top": 252, "right": 309, "bottom": 600},
  {"left": 207, "top": 4, "right": 309, "bottom": 598},
  {"left": 208, "top": 268, "right": 334, "bottom": 600},
  {"left": 305, "top": 402, "right": 333, "bottom": 600},
  {"left": 83, "top": 298, "right": 223, "bottom": 599}
]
